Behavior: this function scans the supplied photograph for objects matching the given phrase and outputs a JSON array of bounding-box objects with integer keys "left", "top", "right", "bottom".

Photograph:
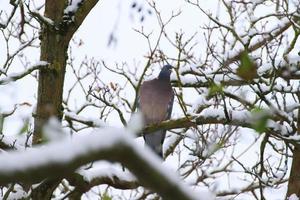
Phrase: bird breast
[{"left": 139, "top": 79, "right": 173, "bottom": 124}]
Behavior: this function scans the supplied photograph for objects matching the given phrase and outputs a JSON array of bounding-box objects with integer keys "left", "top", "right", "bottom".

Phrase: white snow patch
[
  {"left": 289, "top": 194, "right": 299, "bottom": 200},
  {"left": 43, "top": 117, "right": 66, "bottom": 142},
  {"left": 0, "top": 61, "right": 48, "bottom": 85},
  {"left": 64, "top": 111, "right": 106, "bottom": 127},
  {"left": 65, "top": 0, "right": 84, "bottom": 14},
  {"left": 127, "top": 111, "right": 144, "bottom": 134},
  {"left": 79, "top": 161, "right": 136, "bottom": 183}
]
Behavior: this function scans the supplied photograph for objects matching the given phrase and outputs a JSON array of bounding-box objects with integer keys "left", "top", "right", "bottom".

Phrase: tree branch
[
  {"left": 65, "top": 0, "right": 101, "bottom": 40},
  {"left": 0, "top": 62, "right": 49, "bottom": 85},
  {"left": 66, "top": 169, "right": 139, "bottom": 198},
  {"left": 0, "top": 128, "right": 210, "bottom": 200}
]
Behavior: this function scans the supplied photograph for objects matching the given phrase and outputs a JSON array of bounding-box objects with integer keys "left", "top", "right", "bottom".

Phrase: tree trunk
[
  {"left": 32, "top": 0, "right": 99, "bottom": 198},
  {"left": 287, "top": 93, "right": 300, "bottom": 197},
  {"left": 32, "top": 1, "right": 69, "bottom": 198},
  {"left": 33, "top": 0, "right": 68, "bottom": 144},
  {"left": 287, "top": 147, "right": 300, "bottom": 197}
]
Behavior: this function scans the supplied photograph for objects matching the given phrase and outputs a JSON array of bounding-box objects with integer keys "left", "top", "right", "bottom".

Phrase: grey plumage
[{"left": 138, "top": 65, "right": 174, "bottom": 158}]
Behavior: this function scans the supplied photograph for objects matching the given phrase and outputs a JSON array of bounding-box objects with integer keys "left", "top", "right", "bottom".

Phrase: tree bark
[
  {"left": 32, "top": 1, "right": 69, "bottom": 198},
  {"left": 33, "top": 0, "right": 100, "bottom": 144},
  {"left": 32, "top": 0, "right": 100, "bottom": 198},
  {"left": 287, "top": 147, "right": 300, "bottom": 197},
  {"left": 33, "top": 0, "right": 68, "bottom": 144},
  {"left": 287, "top": 93, "right": 300, "bottom": 197}
]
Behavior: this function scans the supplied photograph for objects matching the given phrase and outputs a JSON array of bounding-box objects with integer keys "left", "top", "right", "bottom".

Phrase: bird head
[{"left": 158, "top": 64, "right": 173, "bottom": 80}]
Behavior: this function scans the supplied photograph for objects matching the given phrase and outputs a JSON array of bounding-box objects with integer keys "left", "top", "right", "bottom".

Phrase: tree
[{"left": 0, "top": 0, "right": 300, "bottom": 199}]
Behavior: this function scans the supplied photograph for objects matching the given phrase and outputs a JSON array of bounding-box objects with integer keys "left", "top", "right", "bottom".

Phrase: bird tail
[{"left": 143, "top": 130, "right": 166, "bottom": 158}]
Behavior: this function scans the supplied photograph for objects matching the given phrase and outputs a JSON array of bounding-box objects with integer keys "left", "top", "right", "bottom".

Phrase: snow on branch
[
  {"left": 71, "top": 163, "right": 139, "bottom": 190},
  {"left": 64, "top": 111, "right": 106, "bottom": 127},
  {"left": 29, "top": 10, "right": 56, "bottom": 28},
  {"left": 173, "top": 17, "right": 293, "bottom": 88},
  {"left": 224, "top": 18, "right": 292, "bottom": 66},
  {"left": 173, "top": 60, "right": 300, "bottom": 88},
  {"left": 63, "top": 0, "right": 99, "bottom": 39},
  {"left": 64, "top": 0, "right": 85, "bottom": 15},
  {"left": 216, "top": 178, "right": 288, "bottom": 196},
  {"left": 0, "top": 127, "right": 212, "bottom": 200},
  {"left": 143, "top": 108, "right": 299, "bottom": 144},
  {"left": 0, "top": 134, "right": 24, "bottom": 150},
  {"left": 0, "top": 61, "right": 49, "bottom": 85}
]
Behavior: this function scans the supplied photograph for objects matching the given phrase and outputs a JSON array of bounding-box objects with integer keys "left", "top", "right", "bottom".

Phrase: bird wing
[
  {"left": 138, "top": 79, "right": 174, "bottom": 125},
  {"left": 138, "top": 78, "right": 174, "bottom": 158}
]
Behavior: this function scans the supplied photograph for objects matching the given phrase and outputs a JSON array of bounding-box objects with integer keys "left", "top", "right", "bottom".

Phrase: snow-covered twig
[
  {"left": 0, "top": 61, "right": 48, "bottom": 85},
  {"left": 143, "top": 108, "right": 298, "bottom": 145},
  {"left": 70, "top": 165, "right": 139, "bottom": 191},
  {"left": 64, "top": 111, "right": 106, "bottom": 128},
  {"left": 29, "top": 10, "right": 56, "bottom": 28},
  {"left": 216, "top": 178, "right": 288, "bottom": 196}
]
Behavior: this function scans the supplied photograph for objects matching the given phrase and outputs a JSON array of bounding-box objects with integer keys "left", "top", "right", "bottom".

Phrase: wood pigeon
[{"left": 138, "top": 65, "right": 174, "bottom": 158}]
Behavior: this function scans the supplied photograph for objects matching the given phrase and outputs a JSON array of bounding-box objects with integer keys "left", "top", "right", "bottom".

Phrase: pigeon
[{"left": 138, "top": 65, "right": 174, "bottom": 158}]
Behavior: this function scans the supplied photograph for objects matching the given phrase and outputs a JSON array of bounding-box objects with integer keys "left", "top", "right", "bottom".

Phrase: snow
[
  {"left": 190, "top": 95, "right": 213, "bottom": 112},
  {"left": 131, "top": 136, "right": 214, "bottom": 200},
  {"left": 202, "top": 143, "right": 220, "bottom": 157},
  {"left": 43, "top": 117, "right": 66, "bottom": 142},
  {"left": 34, "top": 61, "right": 49, "bottom": 66},
  {"left": 5, "top": 184, "right": 29, "bottom": 199},
  {"left": 286, "top": 54, "right": 300, "bottom": 64},
  {"left": 0, "top": 134, "right": 25, "bottom": 150},
  {"left": 178, "top": 64, "right": 199, "bottom": 74},
  {"left": 285, "top": 135, "right": 300, "bottom": 141},
  {"left": 64, "top": 111, "right": 106, "bottom": 127},
  {"left": 0, "top": 61, "right": 48, "bottom": 85},
  {"left": 174, "top": 72, "right": 241, "bottom": 86},
  {"left": 267, "top": 120, "right": 294, "bottom": 136},
  {"left": 163, "top": 133, "right": 181, "bottom": 155},
  {"left": 0, "top": 127, "right": 123, "bottom": 173},
  {"left": 0, "top": 126, "right": 213, "bottom": 200},
  {"left": 289, "top": 194, "right": 300, "bottom": 200},
  {"left": 200, "top": 108, "right": 251, "bottom": 123},
  {"left": 65, "top": 0, "right": 84, "bottom": 14},
  {"left": 30, "top": 10, "right": 55, "bottom": 26},
  {"left": 257, "top": 63, "right": 272, "bottom": 75},
  {"left": 79, "top": 161, "right": 136, "bottom": 183},
  {"left": 127, "top": 112, "right": 144, "bottom": 134}
]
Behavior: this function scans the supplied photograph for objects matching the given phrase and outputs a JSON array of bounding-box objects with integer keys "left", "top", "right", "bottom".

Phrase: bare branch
[{"left": 0, "top": 61, "right": 49, "bottom": 85}]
